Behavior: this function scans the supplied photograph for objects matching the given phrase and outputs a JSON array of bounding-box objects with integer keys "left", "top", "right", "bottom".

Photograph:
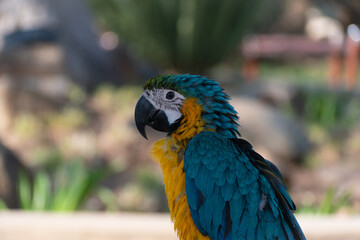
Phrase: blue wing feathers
[
  {"left": 186, "top": 177, "right": 207, "bottom": 235},
  {"left": 184, "top": 131, "right": 306, "bottom": 240},
  {"left": 185, "top": 177, "right": 200, "bottom": 209},
  {"left": 233, "top": 139, "right": 296, "bottom": 213},
  {"left": 265, "top": 159, "right": 284, "bottom": 180},
  {"left": 194, "top": 165, "right": 211, "bottom": 197},
  {"left": 221, "top": 182, "right": 236, "bottom": 201}
]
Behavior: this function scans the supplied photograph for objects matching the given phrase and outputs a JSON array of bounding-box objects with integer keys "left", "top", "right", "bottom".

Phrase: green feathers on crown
[{"left": 144, "top": 75, "right": 179, "bottom": 92}]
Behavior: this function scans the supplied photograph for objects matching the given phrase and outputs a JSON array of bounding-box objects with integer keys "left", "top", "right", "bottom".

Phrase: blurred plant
[
  {"left": 317, "top": 187, "right": 351, "bottom": 214},
  {"left": 46, "top": 107, "right": 89, "bottom": 133},
  {"left": 302, "top": 91, "right": 360, "bottom": 130},
  {"left": 260, "top": 60, "right": 327, "bottom": 86},
  {"left": 116, "top": 167, "right": 167, "bottom": 212},
  {"left": 13, "top": 113, "right": 43, "bottom": 139},
  {"left": 0, "top": 198, "right": 7, "bottom": 210},
  {"left": 135, "top": 168, "right": 164, "bottom": 197},
  {"left": 304, "top": 92, "right": 341, "bottom": 128},
  {"left": 298, "top": 187, "right": 352, "bottom": 214},
  {"left": 92, "top": 84, "right": 141, "bottom": 113},
  {"left": 97, "top": 187, "right": 119, "bottom": 211},
  {"left": 30, "top": 147, "right": 63, "bottom": 169},
  {"left": 67, "top": 84, "right": 87, "bottom": 106},
  {"left": 280, "top": 89, "right": 360, "bottom": 131},
  {"left": 17, "top": 160, "right": 109, "bottom": 211},
  {"left": 87, "top": 0, "right": 283, "bottom": 73}
]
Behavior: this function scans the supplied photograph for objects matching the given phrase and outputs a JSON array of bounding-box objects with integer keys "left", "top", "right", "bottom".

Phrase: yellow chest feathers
[
  {"left": 150, "top": 98, "right": 209, "bottom": 240},
  {"left": 151, "top": 137, "right": 209, "bottom": 240}
]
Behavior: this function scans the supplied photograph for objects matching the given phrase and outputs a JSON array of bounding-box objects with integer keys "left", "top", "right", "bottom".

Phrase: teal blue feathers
[{"left": 184, "top": 131, "right": 306, "bottom": 240}]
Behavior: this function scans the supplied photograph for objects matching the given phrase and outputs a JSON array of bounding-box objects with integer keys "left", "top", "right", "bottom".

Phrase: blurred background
[{"left": 0, "top": 0, "right": 359, "bottom": 238}]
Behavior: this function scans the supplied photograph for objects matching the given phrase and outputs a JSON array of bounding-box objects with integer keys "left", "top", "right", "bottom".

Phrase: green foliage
[
  {"left": 279, "top": 85, "right": 360, "bottom": 132},
  {"left": 317, "top": 188, "right": 351, "bottom": 214},
  {"left": 13, "top": 113, "right": 43, "bottom": 139},
  {"left": 67, "top": 84, "right": 87, "bottom": 106},
  {"left": 134, "top": 167, "right": 168, "bottom": 212},
  {"left": 87, "top": 0, "right": 283, "bottom": 73},
  {"left": 30, "top": 147, "right": 63, "bottom": 169},
  {"left": 97, "top": 187, "right": 119, "bottom": 211},
  {"left": 115, "top": 167, "right": 167, "bottom": 212},
  {"left": 261, "top": 60, "right": 360, "bottom": 131},
  {"left": 135, "top": 168, "right": 164, "bottom": 196},
  {"left": 260, "top": 60, "right": 327, "bottom": 86},
  {"left": 19, "top": 171, "right": 34, "bottom": 210},
  {"left": 301, "top": 91, "right": 360, "bottom": 130},
  {"left": 92, "top": 84, "right": 142, "bottom": 113},
  {"left": 0, "top": 198, "right": 8, "bottom": 210},
  {"left": 298, "top": 187, "right": 352, "bottom": 214},
  {"left": 18, "top": 160, "right": 109, "bottom": 211},
  {"left": 46, "top": 107, "right": 89, "bottom": 133}
]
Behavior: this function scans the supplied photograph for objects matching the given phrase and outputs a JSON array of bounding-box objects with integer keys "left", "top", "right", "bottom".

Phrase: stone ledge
[{"left": 0, "top": 211, "right": 359, "bottom": 240}]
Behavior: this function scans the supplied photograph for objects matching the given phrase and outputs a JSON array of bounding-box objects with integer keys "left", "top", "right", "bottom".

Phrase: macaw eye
[{"left": 165, "top": 91, "right": 175, "bottom": 100}]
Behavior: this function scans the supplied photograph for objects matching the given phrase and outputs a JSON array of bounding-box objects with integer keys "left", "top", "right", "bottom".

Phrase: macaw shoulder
[
  {"left": 184, "top": 131, "right": 259, "bottom": 179},
  {"left": 184, "top": 131, "right": 263, "bottom": 208}
]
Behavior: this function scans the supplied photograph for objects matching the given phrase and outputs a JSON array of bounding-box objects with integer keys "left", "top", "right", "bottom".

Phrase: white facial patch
[
  {"left": 164, "top": 108, "right": 183, "bottom": 124},
  {"left": 143, "top": 89, "right": 185, "bottom": 124}
]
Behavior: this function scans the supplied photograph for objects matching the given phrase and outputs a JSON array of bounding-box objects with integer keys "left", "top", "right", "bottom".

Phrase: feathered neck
[{"left": 172, "top": 98, "right": 206, "bottom": 145}]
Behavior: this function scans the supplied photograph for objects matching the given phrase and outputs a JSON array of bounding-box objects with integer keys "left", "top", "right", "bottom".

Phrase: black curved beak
[{"left": 134, "top": 95, "right": 171, "bottom": 139}]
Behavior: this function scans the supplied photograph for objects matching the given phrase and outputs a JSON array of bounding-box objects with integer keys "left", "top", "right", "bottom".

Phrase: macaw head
[{"left": 135, "top": 74, "right": 239, "bottom": 140}]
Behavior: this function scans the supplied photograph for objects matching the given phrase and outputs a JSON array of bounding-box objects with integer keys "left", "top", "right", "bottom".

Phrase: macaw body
[
  {"left": 151, "top": 97, "right": 208, "bottom": 240},
  {"left": 135, "top": 74, "right": 305, "bottom": 240}
]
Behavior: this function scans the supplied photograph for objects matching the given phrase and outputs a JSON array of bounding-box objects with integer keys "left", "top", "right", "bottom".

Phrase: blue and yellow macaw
[{"left": 134, "top": 74, "right": 306, "bottom": 240}]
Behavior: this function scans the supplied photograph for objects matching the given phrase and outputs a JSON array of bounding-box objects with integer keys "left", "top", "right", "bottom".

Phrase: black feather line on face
[{"left": 168, "top": 116, "right": 184, "bottom": 135}]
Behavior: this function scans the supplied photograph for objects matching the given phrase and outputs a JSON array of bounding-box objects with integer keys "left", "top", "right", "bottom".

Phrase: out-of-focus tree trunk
[
  {"left": 43, "top": 0, "right": 120, "bottom": 91},
  {"left": 0, "top": 0, "right": 121, "bottom": 92},
  {"left": 0, "top": 142, "right": 29, "bottom": 209}
]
